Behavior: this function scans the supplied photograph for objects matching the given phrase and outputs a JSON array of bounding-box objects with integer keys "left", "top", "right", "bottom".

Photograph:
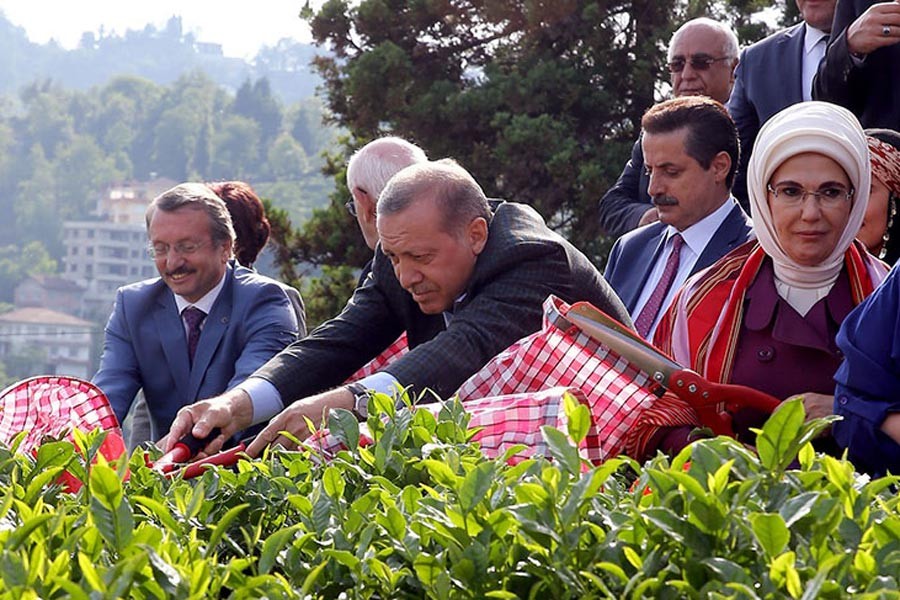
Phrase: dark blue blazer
[
  {"left": 92, "top": 262, "right": 300, "bottom": 438},
  {"left": 603, "top": 201, "right": 753, "bottom": 313},
  {"left": 727, "top": 22, "right": 807, "bottom": 206}
]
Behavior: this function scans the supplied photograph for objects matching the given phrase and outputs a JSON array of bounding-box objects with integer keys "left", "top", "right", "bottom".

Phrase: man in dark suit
[
  {"left": 728, "top": 0, "right": 836, "bottom": 204},
  {"left": 599, "top": 18, "right": 740, "bottom": 239},
  {"left": 163, "top": 160, "right": 631, "bottom": 456},
  {"left": 605, "top": 97, "right": 753, "bottom": 341},
  {"left": 813, "top": 0, "right": 900, "bottom": 130},
  {"left": 92, "top": 183, "right": 300, "bottom": 439}
]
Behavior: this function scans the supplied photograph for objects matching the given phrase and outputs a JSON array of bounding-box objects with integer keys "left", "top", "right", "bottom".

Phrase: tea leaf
[
  {"left": 751, "top": 513, "right": 790, "bottom": 558},
  {"left": 328, "top": 407, "right": 360, "bottom": 450},
  {"left": 204, "top": 503, "right": 249, "bottom": 557},
  {"left": 563, "top": 392, "right": 590, "bottom": 444},
  {"left": 458, "top": 462, "right": 493, "bottom": 513},
  {"left": 259, "top": 524, "right": 303, "bottom": 574},
  {"left": 541, "top": 426, "right": 581, "bottom": 474}
]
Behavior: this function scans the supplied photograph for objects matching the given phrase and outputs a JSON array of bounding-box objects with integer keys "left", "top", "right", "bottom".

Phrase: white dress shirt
[
  {"left": 802, "top": 25, "right": 829, "bottom": 102},
  {"left": 631, "top": 199, "right": 737, "bottom": 339}
]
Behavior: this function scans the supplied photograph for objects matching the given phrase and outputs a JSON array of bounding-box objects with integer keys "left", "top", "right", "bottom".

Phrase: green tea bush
[{"left": 0, "top": 396, "right": 898, "bottom": 599}]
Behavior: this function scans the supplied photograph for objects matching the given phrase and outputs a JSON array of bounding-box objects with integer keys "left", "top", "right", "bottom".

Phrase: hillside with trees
[
  {"left": 0, "top": 12, "right": 322, "bottom": 104},
  {"left": 0, "top": 71, "right": 338, "bottom": 299}
]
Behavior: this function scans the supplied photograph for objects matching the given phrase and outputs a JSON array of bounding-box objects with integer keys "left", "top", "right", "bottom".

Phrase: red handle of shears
[
  {"left": 163, "top": 443, "right": 247, "bottom": 480},
  {"left": 667, "top": 369, "right": 782, "bottom": 437}
]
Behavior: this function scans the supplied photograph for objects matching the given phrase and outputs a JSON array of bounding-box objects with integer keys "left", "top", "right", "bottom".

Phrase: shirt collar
[
  {"left": 173, "top": 267, "right": 228, "bottom": 315},
  {"left": 665, "top": 197, "right": 735, "bottom": 257},
  {"left": 803, "top": 25, "right": 829, "bottom": 55}
]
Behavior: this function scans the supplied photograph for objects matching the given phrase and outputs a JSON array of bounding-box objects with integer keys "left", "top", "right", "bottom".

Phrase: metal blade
[{"left": 565, "top": 303, "right": 683, "bottom": 388}]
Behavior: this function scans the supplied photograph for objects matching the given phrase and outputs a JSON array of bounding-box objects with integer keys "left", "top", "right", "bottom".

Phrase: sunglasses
[{"left": 667, "top": 55, "right": 732, "bottom": 73}]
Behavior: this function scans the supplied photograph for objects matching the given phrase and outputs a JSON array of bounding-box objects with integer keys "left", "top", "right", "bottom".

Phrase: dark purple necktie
[
  {"left": 182, "top": 306, "right": 207, "bottom": 364},
  {"left": 634, "top": 234, "right": 684, "bottom": 339}
]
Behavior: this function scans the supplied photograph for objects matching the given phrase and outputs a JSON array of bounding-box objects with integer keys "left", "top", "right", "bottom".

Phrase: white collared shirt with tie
[{"left": 631, "top": 199, "right": 737, "bottom": 340}]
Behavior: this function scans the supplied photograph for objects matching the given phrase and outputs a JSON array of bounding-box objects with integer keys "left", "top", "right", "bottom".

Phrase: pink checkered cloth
[
  {"left": 457, "top": 295, "right": 659, "bottom": 463},
  {"left": 0, "top": 376, "right": 124, "bottom": 455},
  {"left": 345, "top": 332, "right": 409, "bottom": 383},
  {"left": 309, "top": 296, "right": 660, "bottom": 465},
  {"left": 304, "top": 387, "right": 593, "bottom": 464}
]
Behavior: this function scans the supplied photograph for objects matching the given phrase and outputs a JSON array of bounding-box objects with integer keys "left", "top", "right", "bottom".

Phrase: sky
[{"left": 0, "top": 0, "right": 321, "bottom": 59}]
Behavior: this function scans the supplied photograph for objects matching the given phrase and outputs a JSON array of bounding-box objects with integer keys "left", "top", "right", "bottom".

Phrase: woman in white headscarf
[{"left": 626, "top": 101, "right": 889, "bottom": 460}]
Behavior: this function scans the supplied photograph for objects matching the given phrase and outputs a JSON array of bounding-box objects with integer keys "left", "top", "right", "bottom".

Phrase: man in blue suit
[
  {"left": 92, "top": 183, "right": 300, "bottom": 439},
  {"left": 728, "top": 0, "right": 836, "bottom": 203},
  {"left": 605, "top": 96, "right": 753, "bottom": 341}
]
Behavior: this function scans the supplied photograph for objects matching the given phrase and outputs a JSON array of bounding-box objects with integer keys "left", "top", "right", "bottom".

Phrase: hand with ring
[{"left": 846, "top": 2, "right": 900, "bottom": 56}]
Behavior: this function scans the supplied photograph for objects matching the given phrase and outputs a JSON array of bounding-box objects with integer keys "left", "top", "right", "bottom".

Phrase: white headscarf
[{"left": 747, "top": 101, "right": 870, "bottom": 293}]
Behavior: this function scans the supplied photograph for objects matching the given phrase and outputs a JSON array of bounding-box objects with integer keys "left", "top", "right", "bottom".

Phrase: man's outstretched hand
[
  {"left": 160, "top": 388, "right": 255, "bottom": 457},
  {"left": 244, "top": 387, "right": 355, "bottom": 457}
]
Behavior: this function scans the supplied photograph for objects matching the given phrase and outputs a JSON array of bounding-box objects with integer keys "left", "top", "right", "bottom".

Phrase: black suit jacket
[
  {"left": 255, "top": 202, "right": 631, "bottom": 401},
  {"left": 604, "top": 201, "right": 753, "bottom": 314},
  {"left": 598, "top": 137, "right": 651, "bottom": 239},
  {"left": 813, "top": 0, "right": 900, "bottom": 129},
  {"left": 727, "top": 23, "right": 807, "bottom": 206}
]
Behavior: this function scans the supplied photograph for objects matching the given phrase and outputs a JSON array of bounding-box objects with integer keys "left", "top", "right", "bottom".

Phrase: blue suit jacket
[
  {"left": 604, "top": 201, "right": 753, "bottom": 313},
  {"left": 727, "top": 22, "right": 807, "bottom": 205},
  {"left": 93, "top": 262, "right": 299, "bottom": 437}
]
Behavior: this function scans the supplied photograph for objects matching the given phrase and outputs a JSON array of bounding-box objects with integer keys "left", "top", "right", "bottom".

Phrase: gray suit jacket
[
  {"left": 255, "top": 202, "right": 632, "bottom": 401},
  {"left": 604, "top": 201, "right": 753, "bottom": 313},
  {"left": 727, "top": 22, "right": 807, "bottom": 206}
]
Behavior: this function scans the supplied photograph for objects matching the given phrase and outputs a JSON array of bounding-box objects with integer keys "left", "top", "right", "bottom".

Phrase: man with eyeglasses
[
  {"left": 599, "top": 18, "right": 740, "bottom": 239},
  {"left": 728, "top": 0, "right": 837, "bottom": 205},
  {"left": 92, "top": 183, "right": 300, "bottom": 440}
]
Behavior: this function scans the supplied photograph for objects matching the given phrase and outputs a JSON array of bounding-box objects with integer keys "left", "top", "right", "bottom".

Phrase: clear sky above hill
[{"left": 0, "top": 0, "right": 321, "bottom": 59}]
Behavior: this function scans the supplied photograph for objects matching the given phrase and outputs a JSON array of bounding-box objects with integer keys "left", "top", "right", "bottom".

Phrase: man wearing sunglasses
[
  {"left": 599, "top": 18, "right": 739, "bottom": 240},
  {"left": 728, "top": 0, "right": 837, "bottom": 204}
]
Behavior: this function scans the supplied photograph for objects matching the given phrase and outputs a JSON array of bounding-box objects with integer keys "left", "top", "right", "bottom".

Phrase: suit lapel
[
  {"left": 154, "top": 292, "right": 191, "bottom": 401},
  {"left": 693, "top": 204, "right": 749, "bottom": 274},
  {"left": 187, "top": 268, "right": 233, "bottom": 399}
]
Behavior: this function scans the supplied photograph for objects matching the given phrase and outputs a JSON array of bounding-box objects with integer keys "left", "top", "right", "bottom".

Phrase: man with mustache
[
  {"left": 162, "top": 160, "right": 631, "bottom": 457},
  {"left": 92, "top": 183, "right": 300, "bottom": 439},
  {"left": 604, "top": 96, "right": 753, "bottom": 341}
]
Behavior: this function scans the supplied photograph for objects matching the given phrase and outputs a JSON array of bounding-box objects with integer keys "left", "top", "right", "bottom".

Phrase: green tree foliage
[
  {"left": 0, "top": 72, "right": 338, "bottom": 268},
  {"left": 298, "top": 0, "right": 792, "bottom": 269}
]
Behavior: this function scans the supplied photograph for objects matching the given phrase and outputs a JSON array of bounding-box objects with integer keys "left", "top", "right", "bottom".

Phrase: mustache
[
  {"left": 652, "top": 196, "right": 679, "bottom": 207},
  {"left": 166, "top": 267, "right": 194, "bottom": 277}
]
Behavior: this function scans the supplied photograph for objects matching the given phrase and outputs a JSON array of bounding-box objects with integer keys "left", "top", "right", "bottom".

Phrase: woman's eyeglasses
[
  {"left": 667, "top": 55, "right": 732, "bottom": 73},
  {"left": 766, "top": 184, "right": 855, "bottom": 208}
]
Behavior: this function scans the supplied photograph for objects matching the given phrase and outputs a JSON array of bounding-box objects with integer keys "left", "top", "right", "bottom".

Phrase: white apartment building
[
  {"left": 61, "top": 178, "right": 173, "bottom": 320},
  {"left": 0, "top": 308, "right": 96, "bottom": 380}
]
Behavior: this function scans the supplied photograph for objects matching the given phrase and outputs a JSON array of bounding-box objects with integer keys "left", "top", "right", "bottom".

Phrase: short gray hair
[
  {"left": 347, "top": 136, "right": 428, "bottom": 200},
  {"left": 668, "top": 17, "right": 739, "bottom": 62},
  {"left": 377, "top": 159, "right": 491, "bottom": 235},
  {"left": 146, "top": 183, "right": 236, "bottom": 248}
]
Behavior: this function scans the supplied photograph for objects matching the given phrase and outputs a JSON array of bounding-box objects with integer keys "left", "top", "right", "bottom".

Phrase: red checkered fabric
[
  {"left": 0, "top": 376, "right": 123, "bottom": 454},
  {"left": 303, "top": 387, "right": 596, "bottom": 464},
  {"left": 456, "top": 295, "right": 660, "bottom": 463},
  {"left": 345, "top": 332, "right": 409, "bottom": 383}
]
